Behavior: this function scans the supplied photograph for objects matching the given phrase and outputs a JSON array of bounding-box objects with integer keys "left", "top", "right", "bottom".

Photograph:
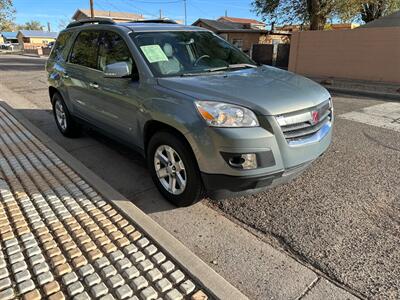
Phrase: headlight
[{"left": 195, "top": 101, "right": 259, "bottom": 127}]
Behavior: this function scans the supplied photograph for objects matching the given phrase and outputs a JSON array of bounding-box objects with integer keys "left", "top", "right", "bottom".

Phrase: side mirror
[{"left": 104, "top": 61, "right": 131, "bottom": 78}]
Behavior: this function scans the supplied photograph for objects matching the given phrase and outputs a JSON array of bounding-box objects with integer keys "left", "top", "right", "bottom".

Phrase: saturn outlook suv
[{"left": 46, "top": 18, "right": 333, "bottom": 207}]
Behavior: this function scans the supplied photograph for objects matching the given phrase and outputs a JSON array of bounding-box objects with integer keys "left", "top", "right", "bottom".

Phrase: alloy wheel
[
  {"left": 55, "top": 100, "right": 67, "bottom": 131},
  {"left": 154, "top": 145, "right": 187, "bottom": 195}
]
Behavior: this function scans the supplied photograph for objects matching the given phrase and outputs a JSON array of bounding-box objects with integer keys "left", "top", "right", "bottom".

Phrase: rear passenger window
[
  {"left": 98, "top": 31, "right": 138, "bottom": 79},
  {"left": 69, "top": 31, "right": 100, "bottom": 69},
  {"left": 49, "top": 31, "right": 72, "bottom": 61}
]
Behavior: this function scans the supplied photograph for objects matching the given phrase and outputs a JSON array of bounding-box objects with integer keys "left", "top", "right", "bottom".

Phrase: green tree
[
  {"left": 252, "top": 0, "right": 400, "bottom": 30},
  {"left": 0, "top": 0, "right": 15, "bottom": 31},
  {"left": 337, "top": 0, "right": 400, "bottom": 23},
  {"left": 17, "top": 20, "right": 43, "bottom": 30},
  {"left": 252, "top": 0, "right": 336, "bottom": 30}
]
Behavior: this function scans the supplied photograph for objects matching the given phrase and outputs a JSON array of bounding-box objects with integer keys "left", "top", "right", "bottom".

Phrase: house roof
[
  {"left": 1, "top": 32, "right": 18, "bottom": 39},
  {"left": 18, "top": 30, "right": 58, "bottom": 38},
  {"left": 217, "top": 16, "right": 264, "bottom": 25},
  {"left": 192, "top": 18, "right": 269, "bottom": 33},
  {"left": 193, "top": 19, "right": 244, "bottom": 30},
  {"left": 359, "top": 10, "right": 400, "bottom": 28},
  {"left": 72, "top": 9, "right": 143, "bottom": 21}
]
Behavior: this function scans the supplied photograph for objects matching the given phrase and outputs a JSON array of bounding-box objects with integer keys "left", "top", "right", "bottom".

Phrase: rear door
[{"left": 64, "top": 30, "right": 103, "bottom": 123}]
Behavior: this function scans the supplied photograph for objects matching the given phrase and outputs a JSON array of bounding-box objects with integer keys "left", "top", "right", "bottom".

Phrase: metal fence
[{"left": 252, "top": 43, "right": 290, "bottom": 69}]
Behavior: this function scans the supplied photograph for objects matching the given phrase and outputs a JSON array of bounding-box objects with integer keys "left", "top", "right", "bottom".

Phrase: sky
[{"left": 12, "top": 0, "right": 263, "bottom": 32}]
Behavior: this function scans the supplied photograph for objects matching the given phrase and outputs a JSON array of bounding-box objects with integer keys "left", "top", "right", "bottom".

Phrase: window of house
[
  {"left": 97, "top": 31, "right": 137, "bottom": 79},
  {"left": 69, "top": 31, "right": 100, "bottom": 69},
  {"left": 219, "top": 33, "right": 228, "bottom": 40},
  {"left": 232, "top": 39, "right": 244, "bottom": 50}
]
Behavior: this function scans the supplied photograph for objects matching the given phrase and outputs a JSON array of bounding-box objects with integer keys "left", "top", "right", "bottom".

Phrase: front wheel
[{"left": 147, "top": 131, "right": 204, "bottom": 207}]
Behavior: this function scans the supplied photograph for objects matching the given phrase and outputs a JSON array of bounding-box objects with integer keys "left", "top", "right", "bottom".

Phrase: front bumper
[
  {"left": 184, "top": 102, "right": 333, "bottom": 196},
  {"left": 202, "top": 159, "right": 313, "bottom": 198}
]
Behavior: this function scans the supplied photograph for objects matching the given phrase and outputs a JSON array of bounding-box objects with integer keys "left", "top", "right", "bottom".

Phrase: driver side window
[{"left": 98, "top": 31, "right": 139, "bottom": 79}]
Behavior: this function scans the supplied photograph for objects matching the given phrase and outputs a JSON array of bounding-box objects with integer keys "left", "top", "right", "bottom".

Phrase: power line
[
  {"left": 131, "top": 0, "right": 182, "bottom": 3},
  {"left": 123, "top": 0, "right": 160, "bottom": 18},
  {"left": 99, "top": 0, "right": 157, "bottom": 18},
  {"left": 187, "top": 1, "right": 208, "bottom": 17}
]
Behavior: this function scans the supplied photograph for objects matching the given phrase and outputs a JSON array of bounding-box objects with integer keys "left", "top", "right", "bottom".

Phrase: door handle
[{"left": 89, "top": 82, "right": 99, "bottom": 89}]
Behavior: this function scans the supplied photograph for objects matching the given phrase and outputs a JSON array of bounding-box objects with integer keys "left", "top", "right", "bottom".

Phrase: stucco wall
[
  {"left": 28, "top": 37, "right": 56, "bottom": 44},
  {"left": 288, "top": 27, "right": 400, "bottom": 83},
  {"left": 226, "top": 32, "right": 261, "bottom": 53}
]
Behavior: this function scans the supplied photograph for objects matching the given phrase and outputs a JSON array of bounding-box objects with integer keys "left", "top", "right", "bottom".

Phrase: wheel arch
[
  {"left": 48, "top": 86, "right": 59, "bottom": 104},
  {"left": 143, "top": 120, "right": 191, "bottom": 154},
  {"left": 143, "top": 121, "right": 202, "bottom": 175}
]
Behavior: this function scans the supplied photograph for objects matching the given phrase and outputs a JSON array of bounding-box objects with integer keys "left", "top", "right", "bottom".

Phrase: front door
[{"left": 93, "top": 30, "right": 143, "bottom": 146}]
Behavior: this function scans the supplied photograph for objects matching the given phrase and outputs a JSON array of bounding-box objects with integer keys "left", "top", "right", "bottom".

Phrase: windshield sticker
[{"left": 140, "top": 45, "right": 168, "bottom": 63}]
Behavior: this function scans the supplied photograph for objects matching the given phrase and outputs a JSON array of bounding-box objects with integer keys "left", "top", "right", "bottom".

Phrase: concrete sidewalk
[
  {"left": 0, "top": 102, "right": 247, "bottom": 299},
  {"left": 311, "top": 76, "right": 400, "bottom": 101}
]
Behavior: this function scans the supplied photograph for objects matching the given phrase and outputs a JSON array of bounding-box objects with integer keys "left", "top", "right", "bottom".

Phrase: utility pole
[
  {"left": 159, "top": 9, "right": 162, "bottom": 19},
  {"left": 225, "top": 9, "right": 227, "bottom": 17},
  {"left": 90, "top": 0, "right": 94, "bottom": 18},
  {"left": 184, "top": 0, "right": 187, "bottom": 25},
  {"left": 47, "top": 22, "right": 51, "bottom": 32}
]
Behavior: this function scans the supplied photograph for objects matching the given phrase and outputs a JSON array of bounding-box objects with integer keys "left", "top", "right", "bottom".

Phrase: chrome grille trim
[
  {"left": 276, "top": 99, "right": 333, "bottom": 145},
  {"left": 287, "top": 122, "right": 332, "bottom": 146}
]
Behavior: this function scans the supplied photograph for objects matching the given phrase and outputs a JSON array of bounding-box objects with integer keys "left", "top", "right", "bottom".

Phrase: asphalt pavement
[{"left": 2, "top": 54, "right": 399, "bottom": 299}]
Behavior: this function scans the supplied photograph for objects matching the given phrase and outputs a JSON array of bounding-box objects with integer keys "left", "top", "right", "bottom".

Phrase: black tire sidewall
[
  {"left": 147, "top": 132, "right": 203, "bottom": 207},
  {"left": 52, "top": 93, "right": 79, "bottom": 137}
]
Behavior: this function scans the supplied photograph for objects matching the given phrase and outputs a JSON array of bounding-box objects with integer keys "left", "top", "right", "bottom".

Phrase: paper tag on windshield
[{"left": 140, "top": 45, "right": 168, "bottom": 63}]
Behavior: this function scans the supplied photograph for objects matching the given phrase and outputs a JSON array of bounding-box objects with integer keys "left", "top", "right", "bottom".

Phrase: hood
[{"left": 157, "top": 66, "right": 331, "bottom": 115}]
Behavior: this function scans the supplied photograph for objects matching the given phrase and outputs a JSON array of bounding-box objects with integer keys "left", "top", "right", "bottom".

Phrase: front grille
[{"left": 276, "top": 100, "right": 332, "bottom": 143}]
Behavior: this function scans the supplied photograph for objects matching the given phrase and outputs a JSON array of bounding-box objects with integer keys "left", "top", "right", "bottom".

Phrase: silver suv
[{"left": 46, "top": 18, "right": 333, "bottom": 206}]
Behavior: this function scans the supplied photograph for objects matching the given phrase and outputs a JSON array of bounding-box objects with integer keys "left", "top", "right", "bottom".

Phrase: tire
[
  {"left": 52, "top": 92, "right": 80, "bottom": 138},
  {"left": 147, "top": 131, "right": 204, "bottom": 207}
]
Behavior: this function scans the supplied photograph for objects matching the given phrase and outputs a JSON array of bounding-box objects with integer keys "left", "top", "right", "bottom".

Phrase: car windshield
[{"left": 130, "top": 31, "right": 257, "bottom": 77}]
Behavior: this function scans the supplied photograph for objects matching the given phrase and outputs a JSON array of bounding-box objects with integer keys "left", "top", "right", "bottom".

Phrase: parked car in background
[
  {"left": 46, "top": 18, "right": 333, "bottom": 206},
  {"left": 0, "top": 41, "right": 20, "bottom": 51},
  {"left": 0, "top": 41, "right": 13, "bottom": 50}
]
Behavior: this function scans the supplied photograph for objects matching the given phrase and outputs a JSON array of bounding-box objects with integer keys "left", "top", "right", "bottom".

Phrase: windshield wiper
[
  {"left": 180, "top": 64, "right": 257, "bottom": 77},
  {"left": 180, "top": 72, "right": 207, "bottom": 77},
  {"left": 206, "top": 64, "right": 258, "bottom": 73}
]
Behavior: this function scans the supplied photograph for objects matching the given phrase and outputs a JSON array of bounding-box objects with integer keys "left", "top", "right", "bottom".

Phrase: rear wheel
[
  {"left": 52, "top": 93, "right": 80, "bottom": 138},
  {"left": 147, "top": 131, "right": 203, "bottom": 207}
]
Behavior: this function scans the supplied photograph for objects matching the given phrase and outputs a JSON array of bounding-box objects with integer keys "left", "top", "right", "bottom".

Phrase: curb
[
  {"left": 0, "top": 101, "right": 248, "bottom": 300},
  {"left": 325, "top": 86, "right": 400, "bottom": 101}
]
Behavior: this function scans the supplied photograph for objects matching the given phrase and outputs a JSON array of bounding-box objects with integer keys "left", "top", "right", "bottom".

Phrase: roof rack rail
[
  {"left": 127, "top": 19, "right": 178, "bottom": 24},
  {"left": 66, "top": 18, "right": 115, "bottom": 29}
]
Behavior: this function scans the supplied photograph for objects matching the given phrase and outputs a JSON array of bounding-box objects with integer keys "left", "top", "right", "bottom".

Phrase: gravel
[{"left": 208, "top": 97, "right": 400, "bottom": 299}]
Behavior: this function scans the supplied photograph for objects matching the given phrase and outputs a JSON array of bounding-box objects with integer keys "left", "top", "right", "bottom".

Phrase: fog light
[
  {"left": 228, "top": 153, "right": 257, "bottom": 169},
  {"left": 241, "top": 154, "right": 257, "bottom": 169}
]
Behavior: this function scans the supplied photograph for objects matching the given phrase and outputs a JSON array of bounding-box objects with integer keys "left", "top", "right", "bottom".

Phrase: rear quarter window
[
  {"left": 49, "top": 31, "right": 73, "bottom": 61},
  {"left": 69, "top": 31, "right": 100, "bottom": 69}
]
